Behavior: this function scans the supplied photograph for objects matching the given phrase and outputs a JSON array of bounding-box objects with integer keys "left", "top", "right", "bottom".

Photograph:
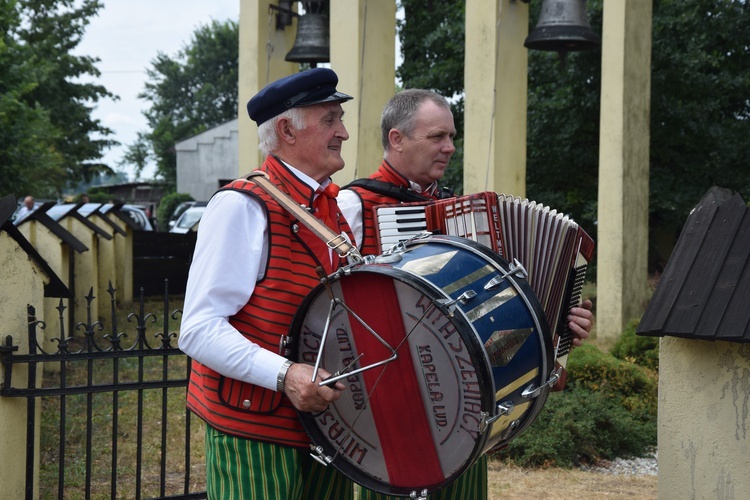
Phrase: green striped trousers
[{"left": 205, "top": 425, "right": 354, "bottom": 499}]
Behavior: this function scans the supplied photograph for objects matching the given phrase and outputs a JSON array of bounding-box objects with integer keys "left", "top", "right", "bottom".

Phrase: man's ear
[
  {"left": 388, "top": 128, "right": 404, "bottom": 152},
  {"left": 276, "top": 117, "right": 296, "bottom": 144}
]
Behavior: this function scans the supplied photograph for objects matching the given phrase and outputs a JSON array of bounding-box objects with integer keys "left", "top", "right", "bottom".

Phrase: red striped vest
[
  {"left": 186, "top": 157, "right": 353, "bottom": 447},
  {"left": 348, "top": 160, "right": 439, "bottom": 256}
]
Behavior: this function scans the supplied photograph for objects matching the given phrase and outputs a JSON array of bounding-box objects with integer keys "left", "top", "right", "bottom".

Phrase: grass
[
  {"left": 487, "top": 459, "right": 656, "bottom": 499},
  {"left": 38, "top": 295, "right": 207, "bottom": 499}
]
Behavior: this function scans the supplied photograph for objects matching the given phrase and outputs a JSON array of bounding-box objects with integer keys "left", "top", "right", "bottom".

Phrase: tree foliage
[
  {"left": 135, "top": 19, "right": 239, "bottom": 187},
  {"left": 398, "top": 0, "right": 750, "bottom": 270},
  {"left": 1, "top": 0, "right": 113, "bottom": 200}
]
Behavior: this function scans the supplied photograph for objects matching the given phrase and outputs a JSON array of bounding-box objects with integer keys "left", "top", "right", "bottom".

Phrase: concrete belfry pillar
[
  {"left": 596, "top": 0, "right": 652, "bottom": 340},
  {"left": 238, "top": 0, "right": 298, "bottom": 175},
  {"left": 330, "top": 0, "right": 396, "bottom": 184},
  {"left": 464, "top": 0, "right": 529, "bottom": 198}
]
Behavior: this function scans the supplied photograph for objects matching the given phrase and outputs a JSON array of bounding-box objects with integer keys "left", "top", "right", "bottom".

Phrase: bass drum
[{"left": 291, "top": 235, "right": 553, "bottom": 497}]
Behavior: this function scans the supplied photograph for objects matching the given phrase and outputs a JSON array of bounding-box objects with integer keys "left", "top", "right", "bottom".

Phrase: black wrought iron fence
[{"left": 0, "top": 281, "right": 207, "bottom": 500}]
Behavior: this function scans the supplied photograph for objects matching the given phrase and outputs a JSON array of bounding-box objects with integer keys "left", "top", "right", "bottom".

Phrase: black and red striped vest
[
  {"left": 347, "top": 160, "right": 439, "bottom": 256},
  {"left": 186, "top": 156, "right": 353, "bottom": 447}
]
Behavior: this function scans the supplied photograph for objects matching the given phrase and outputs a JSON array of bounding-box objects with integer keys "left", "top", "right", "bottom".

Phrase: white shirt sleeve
[
  {"left": 337, "top": 188, "right": 364, "bottom": 247},
  {"left": 178, "top": 190, "right": 288, "bottom": 391}
]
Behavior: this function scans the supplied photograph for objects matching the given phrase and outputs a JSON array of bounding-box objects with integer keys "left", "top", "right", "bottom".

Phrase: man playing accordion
[{"left": 338, "top": 89, "right": 594, "bottom": 500}]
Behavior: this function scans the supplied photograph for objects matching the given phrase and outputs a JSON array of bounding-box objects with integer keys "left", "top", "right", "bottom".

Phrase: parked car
[
  {"left": 169, "top": 202, "right": 207, "bottom": 234},
  {"left": 167, "top": 201, "right": 197, "bottom": 231},
  {"left": 116, "top": 204, "right": 155, "bottom": 231}
]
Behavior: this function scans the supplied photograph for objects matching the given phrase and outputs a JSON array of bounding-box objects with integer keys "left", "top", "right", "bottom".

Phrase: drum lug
[
  {"left": 409, "top": 489, "right": 429, "bottom": 499},
  {"left": 483, "top": 259, "right": 528, "bottom": 290},
  {"left": 310, "top": 445, "right": 333, "bottom": 466},
  {"left": 521, "top": 367, "right": 562, "bottom": 399},
  {"left": 438, "top": 290, "right": 478, "bottom": 312},
  {"left": 480, "top": 401, "right": 514, "bottom": 431}
]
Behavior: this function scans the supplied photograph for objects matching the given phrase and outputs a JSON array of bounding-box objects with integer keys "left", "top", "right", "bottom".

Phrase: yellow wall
[
  {"left": 18, "top": 221, "right": 74, "bottom": 355},
  {"left": 658, "top": 337, "right": 750, "bottom": 498},
  {"left": 59, "top": 216, "right": 102, "bottom": 326},
  {"left": 0, "top": 234, "right": 47, "bottom": 499}
]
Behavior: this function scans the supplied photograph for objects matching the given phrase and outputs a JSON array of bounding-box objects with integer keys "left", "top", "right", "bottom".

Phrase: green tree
[
  {"left": 136, "top": 19, "right": 239, "bottom": 186},
  {"left": 16, "top": 0, "right": 118, "bottom": 187},
  {"left": 0, "top": 0, "right": 66, "bottom": 198},
  {"left": 118, "top": 133, "right": 152, "bottom": 181},
  {"left": 648, "top": 0, "right": 750, "bottom": 236}
]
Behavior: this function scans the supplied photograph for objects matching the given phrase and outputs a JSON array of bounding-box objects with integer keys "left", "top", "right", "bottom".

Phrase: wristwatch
[{"left": 276, "top": 359, "right": 294, "bottom": 393}]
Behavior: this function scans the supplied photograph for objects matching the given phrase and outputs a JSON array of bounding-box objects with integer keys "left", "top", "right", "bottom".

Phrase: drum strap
[{"left": 244, "top": 171, "right": 363, "bottom": 264}]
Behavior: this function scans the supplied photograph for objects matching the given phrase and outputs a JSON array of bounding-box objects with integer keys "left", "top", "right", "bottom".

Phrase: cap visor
[{"left": 298, "top": 91, "right": 353, "bottom": 107}]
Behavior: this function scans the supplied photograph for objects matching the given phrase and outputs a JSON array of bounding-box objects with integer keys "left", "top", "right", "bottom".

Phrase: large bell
[
  {"left": 524, "top": 0, "right": 601, "bottom": 53},
  {"left": 285, "top": 12, "right": 330, "bottom": 65}
]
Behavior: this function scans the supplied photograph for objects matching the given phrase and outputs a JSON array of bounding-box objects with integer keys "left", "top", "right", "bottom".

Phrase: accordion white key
[{"left": 374, "top": 191, "right": 595, "bottom": 390}]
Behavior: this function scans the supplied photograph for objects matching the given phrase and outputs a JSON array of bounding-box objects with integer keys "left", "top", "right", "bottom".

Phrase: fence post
[{"left": 1, "top": 311, "right": 43, "bottom": 500}]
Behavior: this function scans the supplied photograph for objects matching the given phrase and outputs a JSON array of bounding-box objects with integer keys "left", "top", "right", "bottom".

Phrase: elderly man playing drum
[
  {"left": 179, "top": 68, "right": 357, "bottom": 499},
  {"left": 338, "top": 89, "right": 594, "bottom": 500}
]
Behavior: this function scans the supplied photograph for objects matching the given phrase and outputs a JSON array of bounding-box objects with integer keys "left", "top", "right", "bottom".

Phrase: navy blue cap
[{"left": 247, "top": 68, "right": 353, "bottom": 126}]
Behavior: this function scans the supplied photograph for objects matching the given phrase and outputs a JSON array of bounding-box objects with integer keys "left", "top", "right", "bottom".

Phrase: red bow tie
[{"left": 314, "top": 183, "right": 340, "bottom": 230}]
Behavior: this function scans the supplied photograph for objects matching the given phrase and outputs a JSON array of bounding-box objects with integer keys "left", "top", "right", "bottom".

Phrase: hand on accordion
[{"left": 567, "top": 299, "right": 594, "bottom": 347}]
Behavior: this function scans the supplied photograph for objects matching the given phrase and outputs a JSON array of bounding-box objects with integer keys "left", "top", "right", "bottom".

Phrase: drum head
[{"left": 291, "top": 235, "right": 551, "bottom": 497}]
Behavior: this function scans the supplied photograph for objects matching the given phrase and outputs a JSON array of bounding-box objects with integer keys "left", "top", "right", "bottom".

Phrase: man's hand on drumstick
[
  {"left": 568, "top": 299, "right": 594, "bottom": 347},
  {"left": 283, "top": 363, "right": 345, "bottom": 413}
]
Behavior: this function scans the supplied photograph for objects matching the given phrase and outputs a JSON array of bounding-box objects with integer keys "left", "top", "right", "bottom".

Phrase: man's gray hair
[
  {"left": 257, "top": 107, "right": 307, "bottom": 157},
  {"left": 380, "top": 89, "right": 451, "bottom": 153}
]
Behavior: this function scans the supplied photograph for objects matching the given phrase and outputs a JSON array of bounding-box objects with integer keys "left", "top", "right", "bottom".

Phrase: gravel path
[{"left": 581, "top": 450, "right": 658, "bottom": 476}]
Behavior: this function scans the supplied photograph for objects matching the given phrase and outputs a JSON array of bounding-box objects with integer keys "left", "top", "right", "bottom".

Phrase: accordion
[{"left": 374, "top": 191, "right": 595, "bottom": 388}]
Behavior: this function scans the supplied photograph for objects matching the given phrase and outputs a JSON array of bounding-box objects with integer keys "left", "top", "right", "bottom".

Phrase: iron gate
[{"left": 0, "top": 281, "right": 207, "bottom": 500}]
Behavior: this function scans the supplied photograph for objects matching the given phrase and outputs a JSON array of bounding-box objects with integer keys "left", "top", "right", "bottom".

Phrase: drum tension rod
[
  {"left": 480, "top": 401, "right": 515, "bottom": 431},
  {"left": 409, "top": 489, "right": 429, "bottom": 499},
  {"left": 521, "top": 367, "right": 562, "bottom": 399},
  {"left": 484, "top": 259, "right": 528, "bottom": 290},
  {"left": 438, "top": 290, "right": 478, "bottom": 313}
]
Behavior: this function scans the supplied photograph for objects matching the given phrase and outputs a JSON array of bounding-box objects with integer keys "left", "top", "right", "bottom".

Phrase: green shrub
[
  {"left": 492, "top": 344, "right": 658, "bottom": 468},
  {"left": 567, "top": 343, "right": 658, "bottom": 422},
  {"left": 610, "top": 319, "right": 660, "bottom": 372},
  {"left": 157, "top": 192, "right": 194, "bottom": 231}
]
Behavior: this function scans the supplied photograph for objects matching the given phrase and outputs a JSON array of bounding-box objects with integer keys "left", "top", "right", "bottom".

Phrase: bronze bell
[
  {"left": 524, "top": 0, "right": 601, "bottom": 53},
  {"left": 285, "top": 12, "right": 330, "bottom": 65}
]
